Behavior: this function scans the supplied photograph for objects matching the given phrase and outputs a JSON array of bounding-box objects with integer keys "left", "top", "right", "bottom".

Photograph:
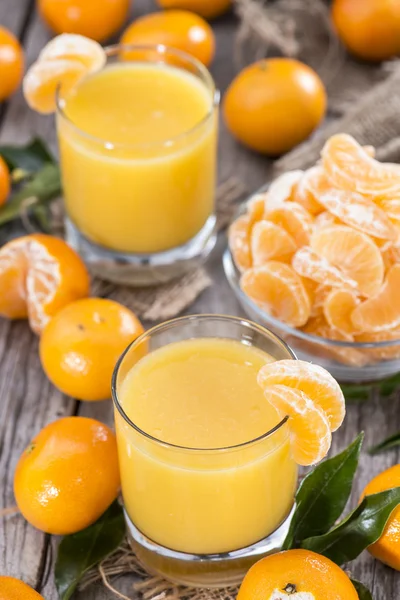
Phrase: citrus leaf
[
  {"left": 0, "top": 163, "right": 61, "bottom": 227},
  {"left": 369, "top": 431, "right": 400, "bottom": 455},
  {"left": 55, "top": 500, "right": 125, "bottom": 600},
  {"left": 0, "top": 138, "right": 55, "bottom": 172},
  {"left": 301, "top": 487, "right": 400, "bottom": 565},
  {"left": 351, "top": 579, "right": 373, "bottom": 600},
  {"left": 282, "top": 433, "right": 364, "bottom": 550}
]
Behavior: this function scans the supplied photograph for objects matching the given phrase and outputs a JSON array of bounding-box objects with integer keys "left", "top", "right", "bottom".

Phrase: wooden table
[{"left": 0, "top": 2, "right": 399, "bottom": 599}]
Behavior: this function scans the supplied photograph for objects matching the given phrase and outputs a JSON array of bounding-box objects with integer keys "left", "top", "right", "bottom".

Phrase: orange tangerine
[
  {"left": 0, "top": 234, "right": 90, "bottom": 334},
  {"left": 40, "top": 297, "right": 144, "bottom": 401},
  {"left": 14, "top": 416, "right": 120, "bottom": 535},
  {"left": 258, "top": 358, "right": 345, "bottom": 432},
  {"left": 361, "top": 465, "right": 400, "bottom": 570},
  {"left": 266, "top": 201, "right": 314, "bottom": 247},
  {"left": 0, "top": 576, "right": 44, "bottom": 599},
  {"left": 240, "top": 262, "right": 311, "bottom": 327},
  {"left": 120, "top": 10, "right": 215, "bottom": 67},
  {"left": 0, "top": 26, "right": 24, "bottom": 102},
  {"left": 351, "top": 264, "right": 400, "bottom": 332},
  {"left": 322, "top": 134, "right": 400, "bottom": 196},
  {"left": 262, "top": 385, "right": 331, "bottom": 465},
  {"left": 237, "top": 549, "right": 359, "bottom": 600},
  {"left": 251, "top": 221, "right": 297, "bottom": 266},
  {"left": 323, "top": 288, "right": 360, "bottom": 336},
  {"left": 228, "top": 214, "right": 252, "bottom": 272},
  {"left": 156, "top": 0, "right": 231, "bottom": 19},
  {"left": 265, "top": 170, "right": 303, "bottom": 210},
  {"left": 0, "top": 155, "right": 10, "bottom": 207},
  {"left": 311, "top": 224, "right": 384, "bottom": 297},
  {"left": 292, "top": 246, "right": 358, "bottom": 290}
]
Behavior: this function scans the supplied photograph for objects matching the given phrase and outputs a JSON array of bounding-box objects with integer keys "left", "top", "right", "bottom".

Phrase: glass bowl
[{"left": 223, "top": 198, "right": 400, "bottom": 397}]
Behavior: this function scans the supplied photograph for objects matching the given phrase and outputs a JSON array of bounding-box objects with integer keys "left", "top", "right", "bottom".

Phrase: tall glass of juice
[
  {"left": 112, "top": 315, "right": 298, "bottom": 587},
  {"left": 56, "top": 45, "right": 218, "bottom": 286}
]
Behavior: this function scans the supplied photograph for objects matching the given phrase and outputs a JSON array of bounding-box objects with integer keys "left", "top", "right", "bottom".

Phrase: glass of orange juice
[
  {"left": 56, "top": 45, "right": 218, "bottom": 286},
  {"left": 112, "top": 315, "right": 298, "bottom": 587}
]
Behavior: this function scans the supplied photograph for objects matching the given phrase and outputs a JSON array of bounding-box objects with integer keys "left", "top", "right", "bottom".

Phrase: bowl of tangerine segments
[{"left": 224, "top": 133, "right": 400, "bottom": 393}]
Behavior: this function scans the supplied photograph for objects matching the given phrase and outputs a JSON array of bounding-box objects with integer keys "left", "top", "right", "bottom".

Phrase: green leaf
[
  {"left": 369, "top": 431, "right": 400, "bottom": 455},
  {"left": 351, "top": 579, "right": 373, "bottom": 600},
  {"left": 301, "top": 487, "right": 400, "bottom": 565},
  {"left": 0, "top": 138, "right": 55, "bottom": 172},
  {"left": 282, "top": 433, "right": 364, "bottom": 550},
  {"left": 0, "top": 163, "right": 61, "bottom": 227},
  {"left": 55, "top": 500, "right": 125, "bottom": 600}
]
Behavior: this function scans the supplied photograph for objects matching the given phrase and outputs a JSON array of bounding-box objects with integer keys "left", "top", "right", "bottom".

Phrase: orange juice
[
  {"left": 114, "top": 337, "right": 297, "bottom": 555},
  {"left": 57, "top": 61, "right": 217, "bottom": 254}
]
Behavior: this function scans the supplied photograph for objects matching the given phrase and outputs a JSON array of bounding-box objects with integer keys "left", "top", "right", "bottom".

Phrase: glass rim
[
  {"left": 112, "top": 314, "right": 295, "bottom": 453},
  {"left": 223, "top": 247, "right": 400, "bottom": 351},
  {"left": 56, "top": 43, "right": 220, "bottom": 151}
]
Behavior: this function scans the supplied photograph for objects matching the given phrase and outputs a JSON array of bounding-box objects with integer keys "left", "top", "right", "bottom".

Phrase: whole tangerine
[
  {"left": 14, "top": 416, "right": 120, "bottom": 535},
  {"left": 120, "top": 10, "right": 215, "bottom": 67},
  {"left": 38, "top": 0, "right": 130, "bottom": 42},
  {"left": 0, "top": 576, "right": 44, "bottom": 600},
  {"left": 332, "top": 0, "right": 400, "bottom": 62},
  {"left": 39, "top": 297, "right": 144, "bottom": 401},
  {"left": 0, "top": 156, "right": 10, "bottom": 206},
  {"left": 223, "top": 58, "right": 327, "bottom": 156},
  {"left": 237, "top": 549, "right": 358, "bottom": 600},
  {"left": 361, "top": 464, "right": 400, "bottom": 570},
  {"left": 156, "top": 0, "right": 231, "bottom": 20},
  {"left": 0, "top": 26, "right": 24, "bottom": 101}
]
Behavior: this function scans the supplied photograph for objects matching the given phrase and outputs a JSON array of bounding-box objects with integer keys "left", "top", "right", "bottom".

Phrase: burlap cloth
[{"left": 79, "top": 1, "right": 400, "bottom": 598}]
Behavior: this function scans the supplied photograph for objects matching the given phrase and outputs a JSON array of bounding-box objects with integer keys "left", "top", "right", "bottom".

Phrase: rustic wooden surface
[{"left": 0, "top": 2, "right": 400, "bottom": 599}]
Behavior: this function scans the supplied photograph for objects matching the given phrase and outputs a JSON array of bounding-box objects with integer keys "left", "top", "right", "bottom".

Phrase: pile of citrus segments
[{"left": 229, "top": 134, "right": 400, "bottom": 366}]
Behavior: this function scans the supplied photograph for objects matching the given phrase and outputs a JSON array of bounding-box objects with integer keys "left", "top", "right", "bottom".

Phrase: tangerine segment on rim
[
  {"left": 323, "top": 288, "right": 360, "bottom": 336},
  {"left": 292, "top": 246, "right": 358, "bottom": 290},
  {"left": 257, "top": 359, "right": 345, "bottom": 432},
  {"left": 240, "top": 262, "right": 311, "bottom": 328},
  {"left": 38, "top": 33, "right": 106, "bottom": 71},
  {"left": 263, "top": 384, "right": 331, "bottom": 466},
  {"left": 352, "top": 264, "right": 400, "bottom": 333},
  {"left": 322, "top": 133, "right": 400, "bottom": 196},
  {"left": 311, "top": 224, "right": 385, "bottom": 297},
  {"left": 251, "top": 220, "right": 297, "bottom": 266}
]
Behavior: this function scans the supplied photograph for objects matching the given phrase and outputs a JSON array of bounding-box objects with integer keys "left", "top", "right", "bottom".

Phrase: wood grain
[{"left": 0, "top": 1, "right": 399, "bottom": 598}]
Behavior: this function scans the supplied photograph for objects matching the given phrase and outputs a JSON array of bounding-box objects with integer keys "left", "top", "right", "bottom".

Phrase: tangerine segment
[
  {"left": 322, "top": 134, "right": 400, "bottom": 196},
  {"left": 293, "top": 165, "right": 326, "bottom": 215},
  {"left": 266, "top": 202, "right": 314, "bottom": 247},
  {"left": 303, "top": 315, "right": 370, "bottom": 367},
  {"left": 263, "top": 384, "right": 331, "bottom": 466},
  {"left": 265, "top": 170, "right": 303, "bottom": 210},
  {"left": 23, "top": 58, "right": 87, "bottom": 114},
  {"left": 311, "top": 225, "right": 384, "bottom": 297},
  {"left": 251, "top": 221, "right": 297, "bottom": 266},
  {"left": 352, "top": 264, "right": 400, "bottom": 333},
  {"left": 323, "top": 288, "right": 360, "bottom": 336},
  {"left": 292, "top": 246, "right": 358, "bottom": 290},
  {"left": 247, "top": 194, "right": 266, "bottom": 223},
  {"left": 38, "top": 34, "right": 106, "bottom": 72},
  {"left": 240, "top": 262, "right": 311, "bottom": 327},
  {"left": 311, "top": 284, "right": 332, "bottom": 316},
  {"left": 376, "top": 196, "right": 400, "bottom": 220},
  {"left": 316, "top": 188, "right": 397, "bottom": 241},
  {"left": 228, "top": 215, "right": 252, "bottom": 272},
  {"left": 314, "top": 211, "right": 341, "bottom": 229},
  {"left": 257, "top": 358, "right": 345, "bottom": 431},
  {"left": 0, "top": 234, "right": 90, "bottom": 334}
]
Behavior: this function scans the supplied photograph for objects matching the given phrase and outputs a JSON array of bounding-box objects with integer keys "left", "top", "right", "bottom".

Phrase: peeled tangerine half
[
  {"left": 0, "top": 234, "right": 90, "bottom": 334},
  {"left": 258, "top": 360, "right": 345, "bottom": 466},
  {"left": 23, "top": 34, "right": 106, "bottom": 114}
]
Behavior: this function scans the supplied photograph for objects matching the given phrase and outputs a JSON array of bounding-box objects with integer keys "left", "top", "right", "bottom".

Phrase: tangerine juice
[
  {"left": 114, "top": 337, "right": 297, "bottom": 555},
  {"left": 57, "top": 60, "right": 217, "bottom": 254}
]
